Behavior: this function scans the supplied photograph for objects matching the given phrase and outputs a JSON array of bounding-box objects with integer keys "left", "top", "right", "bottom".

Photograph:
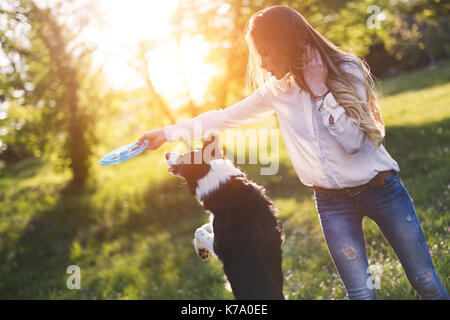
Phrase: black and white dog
[{"left": 165, "top": 135, "right": 284, "bottom": 300}]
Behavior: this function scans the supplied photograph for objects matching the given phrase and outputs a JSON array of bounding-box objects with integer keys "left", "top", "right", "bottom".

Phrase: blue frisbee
[{"left": 99, "top": 140, "right": 150, "bottom": 166}]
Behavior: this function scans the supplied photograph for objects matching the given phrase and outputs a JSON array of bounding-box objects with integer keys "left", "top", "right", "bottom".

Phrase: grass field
[{"left": 0, "top": 60, "right": 449, "bottom": 300}]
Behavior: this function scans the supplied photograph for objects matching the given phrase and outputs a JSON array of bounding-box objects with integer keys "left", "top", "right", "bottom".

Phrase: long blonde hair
[{"left": 244, "top": 6, "right": 385, "bottom": 150}]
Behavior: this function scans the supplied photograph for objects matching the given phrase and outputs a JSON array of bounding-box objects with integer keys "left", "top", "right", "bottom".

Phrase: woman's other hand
[
  {"left": 304, "top": 44, "right": 329, "bottom": 97},
  {"left": 137, "top": 128, "right": 167, "bottom": 150}
]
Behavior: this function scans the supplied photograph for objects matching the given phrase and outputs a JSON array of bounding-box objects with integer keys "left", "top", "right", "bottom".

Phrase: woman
[{"left": 137, "top": 6, "right": 448, "bottom": 300}]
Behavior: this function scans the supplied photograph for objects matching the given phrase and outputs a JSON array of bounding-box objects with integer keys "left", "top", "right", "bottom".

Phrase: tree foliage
[
  {"left": 0, "top": 0, "right": 448, "bottom": 188},
  {"left": 0, "top": 0, "right": 106, "bottom": 189}
]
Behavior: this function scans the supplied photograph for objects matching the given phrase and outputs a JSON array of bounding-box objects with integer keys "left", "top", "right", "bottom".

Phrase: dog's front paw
[
  {"left": 194, "top": 226, "right": 215, "bottom": 261},
  {"left": 197, "top": 247, "right": 210, "bottom": 261},
  {"left": 193, "top": 238, "right": 210, "bottom": 261}
]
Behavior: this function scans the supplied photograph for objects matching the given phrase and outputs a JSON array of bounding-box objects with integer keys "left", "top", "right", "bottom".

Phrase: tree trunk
[{"left": 66, "top": 73, "right": 89, "bottom": 189}]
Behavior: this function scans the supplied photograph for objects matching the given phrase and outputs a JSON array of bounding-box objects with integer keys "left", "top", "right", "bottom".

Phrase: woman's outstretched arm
[
  {"left": 138, "top": 87, "right": 274, "bottom": 150},
  {"left": 163, "top": 87, "right": 274, "bottom": 141}
]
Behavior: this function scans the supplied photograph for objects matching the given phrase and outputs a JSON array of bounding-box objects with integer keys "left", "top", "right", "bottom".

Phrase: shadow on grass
[
  {"left": 0, "top": 117, "right": 448, "bottom": 299},
  {"left": 0, "top": 173, "right": 232, "bottom": 299},
  {"left": 233, "top": 156, "right": 313, "bottom": 201},
  {"left": 0, "top": 183, "right": 95, "bottom": 299},
  {"left": 383, "top": 118, "right": 449, "bottom": 191},
  {"left": 378, "top": 59, "right": 450, "bottom": 97},
  {"left": 76, "top": 177, "right": 233, "bottom": 299},
  {"left": 283, "top": 117, "right": 450, "bottom": 299},
  {"left": 0, "top": 157, "right": 47, "bottom": 180}
]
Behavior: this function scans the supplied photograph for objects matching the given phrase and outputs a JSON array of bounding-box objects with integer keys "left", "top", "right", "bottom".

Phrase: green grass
[{"left": 0, "top": 59, "right": 449, "bottom": 300}]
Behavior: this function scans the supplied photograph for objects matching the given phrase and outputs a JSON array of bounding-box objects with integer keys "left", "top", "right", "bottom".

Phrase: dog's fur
[{"left": 166, "top": 135, "right": 284, "bottom": 300}]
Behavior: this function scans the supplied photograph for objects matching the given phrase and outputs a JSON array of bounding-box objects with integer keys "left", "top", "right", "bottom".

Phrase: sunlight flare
[{"left": 101, "top": 0, "right": 220, "bottom": 108}]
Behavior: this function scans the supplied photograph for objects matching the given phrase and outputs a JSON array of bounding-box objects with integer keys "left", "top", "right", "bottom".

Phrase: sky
[
  {"left": 95, "top": 0, "right": 221, "bottom": 109},
  {"left": 1, "top": 0, "right": 225, "bottom": 109}
]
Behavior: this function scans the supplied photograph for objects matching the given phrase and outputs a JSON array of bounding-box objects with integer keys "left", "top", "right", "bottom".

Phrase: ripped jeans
[{"left": 314, "top": 171, "right": 449, "bottom": 300}]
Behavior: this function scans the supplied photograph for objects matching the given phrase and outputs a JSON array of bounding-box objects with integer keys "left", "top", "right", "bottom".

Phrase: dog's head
[
  {"left": 166, "top": 135, "right": 243, "bottom": 200},
  {"left": 165, "top": 134, "right": 223, "bottom": 178}
]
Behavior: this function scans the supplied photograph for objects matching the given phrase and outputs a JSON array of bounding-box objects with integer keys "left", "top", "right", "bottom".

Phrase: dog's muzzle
[{"left": 166, "top": 153, "right": 183, "bottom": 173}]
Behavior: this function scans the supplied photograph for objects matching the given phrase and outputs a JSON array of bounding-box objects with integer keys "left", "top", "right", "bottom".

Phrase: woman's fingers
[
  {"left": 315, "top": 48, "right": 323, "bottom": 66},
  {"left": 305, "top": 44, "right": 318, "bottom": 68},
  {"left": 306, "top": 45, "right": 326, "bottom": 71},
  {"left": 313, "top": 47, "right": 319, "bottom": 64},
  {"left": 137, "top": 135, "right": 147, "bottom": 146},
  {"left": 137, "top": 132, "right": 152, "bottom": 147},
  {"left": 137, "top": 129, "right": 166, "bottom": 150},
  {"left": 310, "top": 45, "right": 317, "bottom": 64},
  {"left": 303, "top": 44, "right": 328, "bottom": 96},
  {"left": 310, "top": 46, "right": 320, "bottom": 65},
  {"left": 305, "top": 43, "right": 312, "bottom": 66}
]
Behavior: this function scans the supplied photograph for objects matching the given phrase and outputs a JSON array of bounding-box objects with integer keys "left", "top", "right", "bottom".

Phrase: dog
[{"left": 165, "top": 135, "right": 284, "bottom": 300}]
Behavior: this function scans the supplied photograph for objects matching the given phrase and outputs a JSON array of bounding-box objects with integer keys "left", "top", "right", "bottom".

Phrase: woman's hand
[
  {"left": 304, "top": 44, "right": 329, "bottom": 97},
  {"left": 137, "top": 128, "right": 167, "bottom": 150}
]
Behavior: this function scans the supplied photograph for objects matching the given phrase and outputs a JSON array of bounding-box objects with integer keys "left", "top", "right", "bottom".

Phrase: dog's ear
[
  {"left": 202, "top": 134, "right": 217, "bottom": 147},
  {"left": 202, "top": 134, "right": 223, "bottom": 163},
  {"left": 229, "top": 175, "right": 248, "bottom": 189}
]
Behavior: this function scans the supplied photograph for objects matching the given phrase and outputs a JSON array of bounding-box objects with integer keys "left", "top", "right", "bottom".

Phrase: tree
[
  {"left": 0, "top": 0, "right": 105, "bottom": 190},
  {"left": 173, "top": 0, "right": 449, "bottom": 83},
  {"left": 128, "top": 39, "right": 177, "bottom": 125},
  {"left": 169, "top": 0, "right": 394, "bottom": 107}
]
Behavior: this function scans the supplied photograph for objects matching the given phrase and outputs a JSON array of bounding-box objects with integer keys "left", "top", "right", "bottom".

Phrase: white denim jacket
[{"left": 163, "top": 59, "right": 400, "bottom": 189}]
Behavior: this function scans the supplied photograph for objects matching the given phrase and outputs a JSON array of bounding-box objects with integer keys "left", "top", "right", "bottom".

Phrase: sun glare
[{"left": 100, "top": 0, "right": 220, "bottom": 109}]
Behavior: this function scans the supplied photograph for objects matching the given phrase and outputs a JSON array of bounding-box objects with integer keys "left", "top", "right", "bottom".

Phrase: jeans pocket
[
  {"left": 314, "top": 191, "right": 334, "bottom": 209},
  {"left": 314, "top": 191, "right": 333, "bottom": 201},
  {"left": 371, "top": 172, "right": 399, "bottom": 191}
]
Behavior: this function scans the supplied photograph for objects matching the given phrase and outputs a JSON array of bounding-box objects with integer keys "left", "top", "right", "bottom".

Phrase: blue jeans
[{"left": 314, "top": 172, "right": 449, "bottom": 300}]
